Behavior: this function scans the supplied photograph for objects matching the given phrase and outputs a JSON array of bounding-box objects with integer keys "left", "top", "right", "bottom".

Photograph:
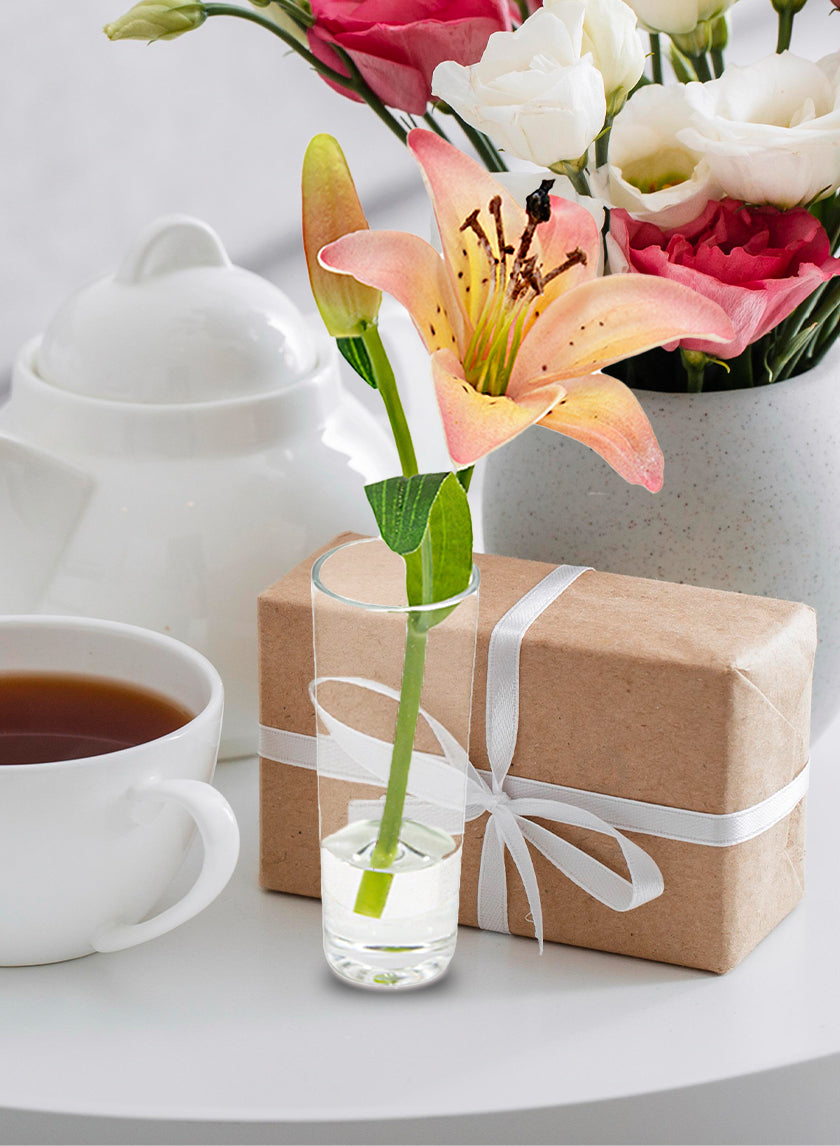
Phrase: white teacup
[{"left": 0, "top": 615, "right": 239, "bottom": 965}]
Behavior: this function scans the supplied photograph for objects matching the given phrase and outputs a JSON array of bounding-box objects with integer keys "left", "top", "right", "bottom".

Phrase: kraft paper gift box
[{"left": 258, "top": 534, "right": 816, "bottom": 973}]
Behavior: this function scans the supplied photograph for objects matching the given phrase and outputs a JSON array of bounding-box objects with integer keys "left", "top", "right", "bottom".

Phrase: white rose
[
  {"left": 624, "top": 0, "right": 738, "bottom": 35},
  {"left": 544, "top": 0, "right": 644, "bottom": 108},
  {"left": 432, "top": 6, "right": 607, "bottom": 168},
  {"left": 678, "top": 51, "right": 840, "bottom": 208},
  {"left": 591, "top": 83, "right": 719, "bottom": 227}
]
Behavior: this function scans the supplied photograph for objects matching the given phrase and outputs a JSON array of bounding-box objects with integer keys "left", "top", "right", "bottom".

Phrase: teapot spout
[{"left": 0, "top": 437, "right": 94, "bottom": 612}]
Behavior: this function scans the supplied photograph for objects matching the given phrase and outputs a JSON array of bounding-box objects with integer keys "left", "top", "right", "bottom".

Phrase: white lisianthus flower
[
  {"left": 678, "top": 52, "right": 840, "bottom": 209},
  {"left": 624, "top": 0, "right": 738, "bottom": 35},
  {"left": 432, "top": 6, "right": 606, "bottom": 168},
  {"left": 591, "top": 83, "right": 719, "bottom": 227},
  {"left": 544, "top": 0, "right": 644, "bottom": 112}
]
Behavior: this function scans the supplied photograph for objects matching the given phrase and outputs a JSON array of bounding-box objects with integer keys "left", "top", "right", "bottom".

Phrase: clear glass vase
[{"left": 311, "top": 537, "right": 480, "bottom": 990}]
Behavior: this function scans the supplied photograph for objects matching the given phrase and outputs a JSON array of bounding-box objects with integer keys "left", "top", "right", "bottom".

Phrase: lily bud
[
  {"left": 302, "top": 134, "right": 381, "bottom": 339},
  {"left": 104, "top": 0, "right": 206, "bottom": 41}
]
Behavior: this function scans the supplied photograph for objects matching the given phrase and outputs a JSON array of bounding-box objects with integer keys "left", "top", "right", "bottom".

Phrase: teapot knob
[{"left": 115, "top": 215, "right": 231, "bottom": 284}]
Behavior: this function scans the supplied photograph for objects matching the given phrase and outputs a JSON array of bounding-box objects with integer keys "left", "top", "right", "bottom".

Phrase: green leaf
[
  {"left": 365, "top": 473, "right": 452, "bottom": 555},
  {"left": 337, "top": 335, "right": 377, "bottom": 389},
  {"left": 404, "top": 473, "right": 473, "bottom": 629},
  {"left": 365, "top": 471, "right": 474, "bottom": 630}
]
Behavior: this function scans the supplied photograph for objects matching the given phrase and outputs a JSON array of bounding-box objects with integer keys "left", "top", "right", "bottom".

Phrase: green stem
[
  {"left": 354, "top": 617, "right": 429, "bottom": 917},
  {"left": 513, "top": 0, "right": 530, "bottom": 20},
  {"left": 776, "top": 7, "right": 795, "bottom": 52},
  {"left": 670, "top": 45, "right": 698, "bottom": 83},
  {"left": 649, "top": 32, "right": 663, "bottom": 85},
  {"left": 778, "top": 284, "right": 840, "bottom": 379},
  {"left": 681, "top": 349, "right": 707, "bottom": 393},
  {"left": 595, "top": 121, "right": 612, "bottom": 169},
  {"left": 689, "top": 52, "right": 713, "bottom": 82},
  {"left": 551, "top": 160, "right": 592, "bottom": 198},
  {"left": 807, "top": 309, "right": 840, "bottom": 367},
  {"left": 351, "top": 324, "right": 430, "bottom": 919},
  {"left": 446, "top": 109, "right": 507, "bottom": 172},
  {"left": 711, "top": 47, "right": 725, "bottom": 77},
  {"left": 328, "top": 45, "right": 408, "bottom": 145},
  {"left": 204, "top": 5, "right": 346, "bottom": 81},
  {"left": 269, "top": 0, "right": 314, "bottom": 28},
  {"left": 361, "top": 326, "right": 418, "bottom": 477},
  {"left": 423, "top": 110, "right": 452, "bottom": 142},
  {"left": 203, "top": 4, "right": 408, "bottom": 144}
]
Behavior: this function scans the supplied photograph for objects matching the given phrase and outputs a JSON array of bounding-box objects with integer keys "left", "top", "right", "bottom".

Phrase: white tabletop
[{"left": 1, "top": 712, "right": 839, "bottom": 1145}]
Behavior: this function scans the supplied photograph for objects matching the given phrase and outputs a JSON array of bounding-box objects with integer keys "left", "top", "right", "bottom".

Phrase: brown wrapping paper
[{"left": 259, "top": 534, "right": 816, "bottom": 973}]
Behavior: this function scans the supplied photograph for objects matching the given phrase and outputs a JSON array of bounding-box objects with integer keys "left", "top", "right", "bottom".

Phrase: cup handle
[{"left": 92, "top": 778, "right": 240, "bottom": 953}]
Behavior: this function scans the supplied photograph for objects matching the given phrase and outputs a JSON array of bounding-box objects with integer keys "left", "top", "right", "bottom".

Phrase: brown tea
[{"left": 0, "top": 673, "right": 194, "bottom": 765}]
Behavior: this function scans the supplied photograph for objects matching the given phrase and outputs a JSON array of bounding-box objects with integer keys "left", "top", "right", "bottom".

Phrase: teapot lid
[{"left": 36, "top": 216, "right": 319, "bottom": 403}]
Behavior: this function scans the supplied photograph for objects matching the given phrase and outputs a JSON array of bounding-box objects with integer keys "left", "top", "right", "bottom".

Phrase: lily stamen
[
  {"left": 488, "top": 195, "right": 508, "bottom": 282},
  {"left": 460, "top": 209, "right": 496, "bottom": 271},
  {"left": 542, "top": 248, "right": 588, "bottom": 287}
]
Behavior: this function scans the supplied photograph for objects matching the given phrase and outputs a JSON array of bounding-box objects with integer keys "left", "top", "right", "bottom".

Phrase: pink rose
[
  {"left": 308, "top": 0, "right": 511, "bottom": 115},
  {"left": 610, "top": 199, "right": 840, "bottom": 358}
]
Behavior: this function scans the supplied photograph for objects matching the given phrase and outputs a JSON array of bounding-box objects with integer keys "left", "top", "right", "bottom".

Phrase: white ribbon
[{"left": 260, "top": 565, "right": 810, "bottom": 948}]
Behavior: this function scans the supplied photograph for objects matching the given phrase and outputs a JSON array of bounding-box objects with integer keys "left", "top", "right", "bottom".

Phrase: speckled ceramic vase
[{"left": 481, "top": 349, "right": 840, "bottom": 739}]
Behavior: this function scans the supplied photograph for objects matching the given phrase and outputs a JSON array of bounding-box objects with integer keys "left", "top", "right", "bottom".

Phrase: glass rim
[{"left": 311, "top": 537, "right": 481, "bottom": 614}]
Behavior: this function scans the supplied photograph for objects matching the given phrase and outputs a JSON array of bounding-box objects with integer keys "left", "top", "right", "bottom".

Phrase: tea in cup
[{"left": 0, "top": 615, "right": 239, "bottom": 965}]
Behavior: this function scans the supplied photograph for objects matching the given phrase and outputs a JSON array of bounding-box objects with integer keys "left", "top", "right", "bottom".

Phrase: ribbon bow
[
  {"left": 306, "top": 560, "right": 667, "bottom": 949},
  {"left": 471, "top": 564, "right": 664, "bottom": 947}
]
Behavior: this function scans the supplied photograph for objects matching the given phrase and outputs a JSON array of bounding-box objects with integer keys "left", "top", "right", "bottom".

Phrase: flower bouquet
[{"left": 105, "top": 0, "right": 840, "bottom": 393}]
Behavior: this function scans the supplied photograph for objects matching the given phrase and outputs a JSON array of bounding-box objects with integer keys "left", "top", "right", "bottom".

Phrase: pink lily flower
[{"left": 320, "top": 130, "right": 734, "bottom": 491}]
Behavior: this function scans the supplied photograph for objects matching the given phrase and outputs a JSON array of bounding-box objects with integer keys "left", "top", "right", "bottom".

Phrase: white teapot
[{"left": 0, "top": 216, "right": 395, "bottom": 757}]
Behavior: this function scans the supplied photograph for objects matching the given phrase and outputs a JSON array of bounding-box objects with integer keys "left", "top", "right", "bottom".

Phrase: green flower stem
[
  {"left": 269, "top": 0, "right": 314, "bottom": 28},
  {"left": 777, "top": 282, "right": 840, "bottom": 379},
  {"left": 361, "top": 325, "right": 418, "bottom": 477},
  {"left": 688, "top": 52, "right": 714, "bottom": 82},
  {"left": 670, "top": 45, "right": 698, "bottom": 83},
  {"left": 328, "top": 44, "right": 409, "bottom": 145},
  {"left": 203, "top": 3, "right": 408, "bottom": 144},
  {"left": 353, "top": 325, "right": 433, "bottom": 919},
  {"left": 776, "top": 7, "right": 795, "bottom": 53},
  {"left": 550, "top": 160, "right": 592, "bottom": 198},
  {"left": 442, "top": 107, "right": 508, "bottom": 172},
  {"left": 711, "top": 47, "right": 725, "bottom": 77},
  {"left": 809, "top": 308, "right": 840, "bottom": 366},
  {"left": 204, "top": 5, "right": 341, "bottom": 77},
  {"left": 595, "top": 119, "right": 612, "bottom": 169},
  {"left": 423, "top": 110, "right": 452, "bottom": 142},
  {"left": 649, "top": 32, "right": 663, "bottom": 85},
  {"left": 681, "top": 348, "right": 708, "bottom": 393},
  {"left": 778, "top": 280, "right": 828, "bottom": 348},
  {"left": 354, "top": 616, "right": 429, "bottom": 916}
]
